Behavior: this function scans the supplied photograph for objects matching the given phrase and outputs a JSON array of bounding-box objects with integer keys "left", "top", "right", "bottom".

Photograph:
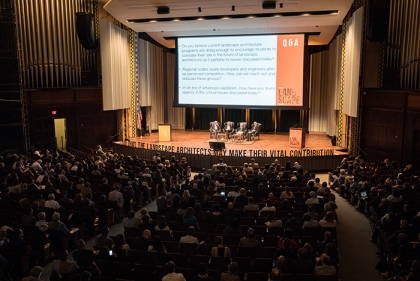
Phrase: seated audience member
[
  {"left": 277, "top": 229, "right": 299, "bottom": 249},
  {"left": 113, "top": 233, "right": 130, "bottom": 252},
  {"left": 314, "top": 254, "right": 337, "bottom": 276},
  {"left": 193, "top": 263, "right": 214, "bottom": 281},
  {"left": 123, "top": 210, "right": 141, "bottom": 229},
  {"left": 274, "top": 238, "right": 298, "bottom": 260},
  {"left": 163, "top": 261, "right": 186, "bottom": 281},
  {"left": 21, "top": 207, "right": 37, "bottom": 228},
  {"left": 52, "top": 250, "right": 79, "bottom": 275},
  {"left": 148, "top": 236, "right": 167, "bottom": 253},
  {"left": 243, "top": 197, "right": 259, "bottom": 211},
  {"left": 305, "top": 191, "right": 319, "bottom": 205},
  {"left": 302, "top": 213, "right": 320, "bottom": 230},
  {"left": 284, "top": 213, "right": 301, "bottom": 228},
  {"left": 155, "top": 216, "right": 171, "bottom": 231},
  {"left": 317, "top": 232, "right": 336, "bottom": 254},
  {"left": 224, "top": 218, "right": 242, "bottom": 236},
  {"left": 133, "top": 229, "right": 152, "bottom": 251},
  {"left": 183, "top": 207, "right": 197, "bottom": 224},
  {"left": 45, "top": 193, "right": 60, "bottom": 210},
  {"left": 238, "top": 228, "right": 260, "bottom": 248},
  {"left": 280, "top": 186, "right": 295, "bottom": 201},
  {"left": 266, "top": 214, "right": 283, "bottom": 228},
  {"left": 320, "top": 202, "right": 338, "bottom": 222},
  {"left": 179, "top": 226, "right": 200, "bottom": 246},
  {"left": 48, "top": 212, "right": 77, "bottom": 245},
  {"left": 220, "top": 262, "right": 240, "bottom": 281},
  {"left": 211, "top": 236, "right": 232, "bottom": 259},
  {"left": 319, "top": 211, "right": 338, "bottom": 228},
  {"left": 223, "top": 202, "right": 240, "bottom": 223},
  {"left": 304, "top": 205, "right": 319, "bottom": 221},
  {"left": 261, "top": 200, "right": 276, "bottom": 212},
  {"left": 95, "top": 226, "right": 114, "bottom": 249},
  {"left": 234, "top": 188, "right": 248, "bottom": 205},
  {"left": 262, "top": 193, "right": 280, "bottom": 207},
  {"left": 291, "top": 248, "right": 314, "bottom": 275},
  {"left": 227, "top": 186, "right": 240, "bottom": 198},
  {"left": 73, "top": 239, "right": 101, "bottom": 274},
  {"left": 22, "top": 266, "right": 43, "bottom": 281}
]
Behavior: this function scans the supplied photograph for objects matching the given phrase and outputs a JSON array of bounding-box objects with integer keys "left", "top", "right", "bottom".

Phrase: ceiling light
[
  {"left": 232, "top": 5, "right": 235, "bottom": 11},
  {"left": 198, "top": 7, "right": 202, "bottom": 12}
]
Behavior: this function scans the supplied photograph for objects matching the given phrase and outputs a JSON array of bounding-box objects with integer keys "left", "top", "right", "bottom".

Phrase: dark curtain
[
  {"left": 250, "top": 109, "right": 274, "bottom": 132},
  {"left": 186, "top": 108, "right": 218, "bottom": 130},
  {"left": 279, "top": 110, "right": 300, "bottom": 132},
  {"left": 224, "top": 109, "right": 245, "bottom": 126}
]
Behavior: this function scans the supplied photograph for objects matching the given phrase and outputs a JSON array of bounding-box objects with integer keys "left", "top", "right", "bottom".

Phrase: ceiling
[{"left": 101, "top": 0, "right": 353, "bottom": 49}]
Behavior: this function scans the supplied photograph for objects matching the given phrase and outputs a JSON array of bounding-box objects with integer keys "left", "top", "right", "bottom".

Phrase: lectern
[
  {"left": 158, "top": 124, "right": 172, "bottom": 142},
  {"left": 289, "top": 128, "right": 305, "bottom": 148}
]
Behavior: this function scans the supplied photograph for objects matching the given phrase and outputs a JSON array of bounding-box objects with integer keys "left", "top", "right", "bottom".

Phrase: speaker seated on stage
[
  {"left": 247, "top": 121, "right": 262, "bottom": 141},
  {"left": 233, "top": 122, "right": 247, "bottom": 141},
  {"left": 209, "top": 121, "right": 221, "bottom": 139},
  {"left": 222, "top": 121, "right": 235, "bottom": 138}
]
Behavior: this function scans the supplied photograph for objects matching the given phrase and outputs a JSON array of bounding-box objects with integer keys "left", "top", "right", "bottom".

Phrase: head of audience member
[
  {"left": 246, "top": 228, "right": 256, "bottom": 239},
  {"left": 187, "top": 226, "right": 195, "bottom": 236},
  {"left": 227, "top": 262, "right": 239, "bottom": 274},
  {"left": 101, "top": 226, "right": 110, "bottom": 237},
  {"left": 165, "top": 261, "right": 176, "bottom": 274},
  {"left": 142, "top": 229, "right": 152, "bottom": 240}
]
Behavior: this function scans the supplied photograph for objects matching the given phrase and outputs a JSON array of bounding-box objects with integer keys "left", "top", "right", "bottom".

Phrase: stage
[{"left": 113, "top": 130, "right": 348, "bottom": 171}]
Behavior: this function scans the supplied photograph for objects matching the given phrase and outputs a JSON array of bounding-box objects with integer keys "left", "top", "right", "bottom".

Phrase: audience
[{"left": 4, "top": 149, "right": 418, "bottom": 281}]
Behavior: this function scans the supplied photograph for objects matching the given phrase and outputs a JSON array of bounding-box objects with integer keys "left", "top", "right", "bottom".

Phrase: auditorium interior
[{"left": 1, "top": 0, "right": 420, "bottom": 281}]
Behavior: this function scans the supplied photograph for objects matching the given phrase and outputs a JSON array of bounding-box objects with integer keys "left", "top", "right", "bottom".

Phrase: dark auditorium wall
[
  {"left": 27, "top": 89, "right": 117, "bottom": 151},
  {"left": 361, "top": 89, "right": 420, "bottom": 169}
]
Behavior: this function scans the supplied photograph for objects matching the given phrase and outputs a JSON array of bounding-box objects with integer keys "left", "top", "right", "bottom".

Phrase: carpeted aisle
[{"left": 334, "top": 191, "right": 383, "bottom": 281}]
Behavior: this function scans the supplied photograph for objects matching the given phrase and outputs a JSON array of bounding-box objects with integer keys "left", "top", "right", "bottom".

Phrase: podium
[
  {"left": 158, "top": 124, "right": 172, "bottom": 142},
  {"left": 289, "top": 128, "right": 305, "bottom": 148}
]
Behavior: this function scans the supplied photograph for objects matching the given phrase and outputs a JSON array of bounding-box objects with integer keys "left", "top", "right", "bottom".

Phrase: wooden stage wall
[{"left": 113, "top": 131, "right": 347, "bottom": 171}]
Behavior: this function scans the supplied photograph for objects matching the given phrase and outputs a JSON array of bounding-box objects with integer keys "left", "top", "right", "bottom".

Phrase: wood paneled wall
[
  {"left": 27, "top": 88, "right": 117, "bottom": 150},
  {"left": 361, "top": 89, "right": 420, "bottom": 167}
]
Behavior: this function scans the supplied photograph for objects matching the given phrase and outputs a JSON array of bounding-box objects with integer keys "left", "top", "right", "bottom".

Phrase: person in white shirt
[
  {"left": 31, "top": 160, "right": 43, "bottom": 173},
  {"left": 179, "top": 226, "right": 200, "bottom": 246},
  {"left": 109, "top": 184, "right": 124, "bottom": 208},
  {"left": 162, "top": 261, "right": 186, "bottom": 281},
  {"left": 45, "top": 193, "right": 60, "bottom": 210},
  {"left": 305, "top": 191, "right": 320, "bottom": 205}
]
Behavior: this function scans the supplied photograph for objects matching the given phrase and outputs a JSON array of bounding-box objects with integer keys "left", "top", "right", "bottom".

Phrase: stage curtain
[
  {"left": 279, "top": 110, "right": 300, "bottom": 132},
  {"left": 195, "top": 108, "right": 218, "bottom": 130},
  {"left": 250, "top": 109, "right": 274, "bottom": 132},
  {"left": 224, "top": 109, "right": 246, "bottom": 127},
  {"left": 100, "top": 20, "right": 130, "bottom": 110},
  {"left": 308, "top": 34, "right": 342, "bottom": 136},
  {"left": 343, "top": 7, "right": 364, "bottom": 117},
  {"left": 165, "top": 52, "right": 186, "bottom": 129}
]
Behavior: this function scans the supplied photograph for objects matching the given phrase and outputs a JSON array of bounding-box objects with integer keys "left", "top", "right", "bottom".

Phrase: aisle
[{"left": 334, "top": 192, "right": 383, "bottom": 281}]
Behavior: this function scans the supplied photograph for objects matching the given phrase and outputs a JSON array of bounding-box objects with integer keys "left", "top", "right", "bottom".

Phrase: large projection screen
[{"left": 175, "top": 34, "right": 308, "bottom": 109}]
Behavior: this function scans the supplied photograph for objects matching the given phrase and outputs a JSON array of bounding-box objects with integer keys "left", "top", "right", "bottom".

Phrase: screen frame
[{"left": 173, "top": 33, "right": 310, "bottom": 110}]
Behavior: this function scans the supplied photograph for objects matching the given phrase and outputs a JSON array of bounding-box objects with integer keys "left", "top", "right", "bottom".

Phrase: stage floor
[{"left": 127, "top": 130, "right": 346, "bottom": 156}]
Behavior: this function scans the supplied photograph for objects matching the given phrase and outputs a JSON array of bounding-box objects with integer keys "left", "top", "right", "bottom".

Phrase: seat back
[
  {"left": 237, "top": 122, "right": 247, "bottom": 132},
  {"left": 224, "top": 121, "right": 234, "bottom": 130}
]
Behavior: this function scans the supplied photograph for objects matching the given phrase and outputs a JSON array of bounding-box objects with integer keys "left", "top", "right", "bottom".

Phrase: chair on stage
[
  {"left": 248, "top": 123, "right": 262, "bottom": 141},
  {"left": 232, "top": 122, "right": 247, "bottom": 142},
  {"left": 209, "top": 121, "right": 221, "bottom": 140},
  {"left": 219, "top": 121, "right": 235, "bottom": 141}
]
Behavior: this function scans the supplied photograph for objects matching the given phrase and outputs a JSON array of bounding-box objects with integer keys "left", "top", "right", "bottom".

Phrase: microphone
[{"left": 292, "top": 124, "right": 298, "bottom": 128}]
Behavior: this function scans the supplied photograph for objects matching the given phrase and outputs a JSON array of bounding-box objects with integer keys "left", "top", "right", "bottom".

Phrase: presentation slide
[{"left": 176, "top": 34, "right": 305, "bottom": 108}]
